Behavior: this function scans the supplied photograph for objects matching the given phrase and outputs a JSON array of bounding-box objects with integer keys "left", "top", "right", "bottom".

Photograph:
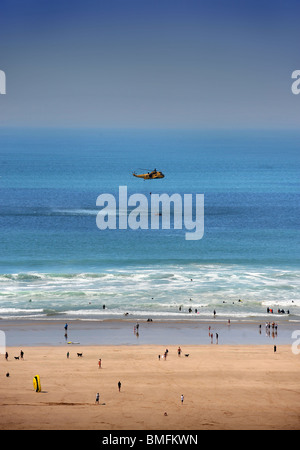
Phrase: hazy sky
[{"left": 0, "top": 0, "right": 299, "bottom": 128}]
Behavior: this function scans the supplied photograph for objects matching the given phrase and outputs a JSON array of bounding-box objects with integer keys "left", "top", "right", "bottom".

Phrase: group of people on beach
[
  {"left": 95, "top": 381, "right": 122, "bottom": 404},
  {"left": 158, "top": 348, "right": 169, "bottom": 360},
  {"left": 4, "top": 350, "right": 24, "bottom": 361},
  {"left": 158, "top": 346, "right": 184, "bottom": 360},
  {"left": 259, "top": 322, "right": 278, "bottom": 338},
  {"left": 267, "top": 307, "right": 289, "bottom": 314},
  {"left": 208, "top": 327, "right": 219, "bottom": 344},
  {"left": 4, "top": 350, "right": 24, "bottom": 378}
]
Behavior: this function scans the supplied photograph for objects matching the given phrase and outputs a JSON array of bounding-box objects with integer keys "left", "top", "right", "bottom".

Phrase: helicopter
[{"left": 133, "top": 168, "right": 165, "bottom": 180}]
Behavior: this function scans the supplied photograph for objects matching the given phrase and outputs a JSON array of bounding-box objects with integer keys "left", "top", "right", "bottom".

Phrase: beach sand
[{"left": 1, "top": 344, "right": 300, "bottom": 430}]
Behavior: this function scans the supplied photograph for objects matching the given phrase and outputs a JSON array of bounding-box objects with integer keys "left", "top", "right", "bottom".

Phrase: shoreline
[{"left": 0, "top": 317, "right": 298, "bottom": 347}]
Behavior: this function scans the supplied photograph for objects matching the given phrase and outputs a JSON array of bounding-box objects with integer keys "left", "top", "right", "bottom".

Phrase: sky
[{"left": 0, "top": 0, "right": 299, "bottom": 129}]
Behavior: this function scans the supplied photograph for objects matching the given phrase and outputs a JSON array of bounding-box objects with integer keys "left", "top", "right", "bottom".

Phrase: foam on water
[{"left": 0, "top": 264, "right": 299, "bottom": 321}]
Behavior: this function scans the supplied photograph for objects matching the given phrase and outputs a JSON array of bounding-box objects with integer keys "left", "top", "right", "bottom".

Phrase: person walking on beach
[
  {"left": 177, "top": 346, "right": 182, "bottom": 357},
  {"left": 118, "top": 381, "right": 121, "bottom": 392},
  {"left": 20, "top": 350, "right": 24, "bottom": 359},
  {"left": 181, "top": 394, "right": 184, "bottom": 404},
  {"left": 64, "top": 322, "right": 68, "bottom": 339},
  {"left": 98, "top": 358, "right": 102, "bottom": 369},
  {"left": 95, "top": 393, "right": 100, "bottom": 404}
]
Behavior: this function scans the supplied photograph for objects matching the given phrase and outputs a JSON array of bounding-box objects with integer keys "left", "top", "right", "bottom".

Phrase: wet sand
[{"left": 0, "top": 318, "right": 298, "bottom": 346}]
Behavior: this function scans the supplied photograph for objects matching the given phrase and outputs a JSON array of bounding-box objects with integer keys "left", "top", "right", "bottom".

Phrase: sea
[{"left": 0, "top": 128, "right": 299, "bottom": 323}]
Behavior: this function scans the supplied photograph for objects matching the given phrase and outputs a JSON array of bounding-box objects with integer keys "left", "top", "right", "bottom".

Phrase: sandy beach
[{"left": 1, "top": 342, "right": 300, "bottom": 430}]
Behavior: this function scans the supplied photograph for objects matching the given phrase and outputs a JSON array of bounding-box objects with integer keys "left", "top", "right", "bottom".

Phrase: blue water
[{"left": 0, "top": 128, "right": 299, "bottom": 321}]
